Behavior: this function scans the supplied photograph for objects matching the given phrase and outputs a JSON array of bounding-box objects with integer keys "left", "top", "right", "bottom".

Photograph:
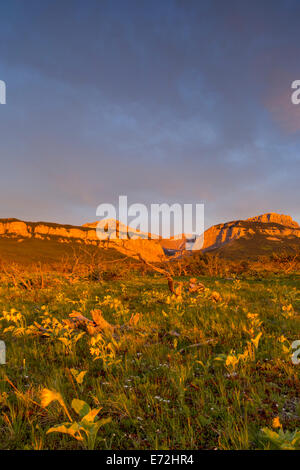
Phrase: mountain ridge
[
  {"left": 0, "top": 212, "right": 299, "bottom": 261},
  {"left": 246, "top": 213, "right": 299, "bottom": 228}
]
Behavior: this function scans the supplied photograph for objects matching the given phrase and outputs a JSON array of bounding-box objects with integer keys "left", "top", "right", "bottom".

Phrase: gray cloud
[{"left": 0, "top": 0, "right": 299, "bottom": 228}]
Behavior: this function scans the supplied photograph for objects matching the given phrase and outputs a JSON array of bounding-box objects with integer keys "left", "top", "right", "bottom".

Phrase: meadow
[{"left": 0, "top": 266, "right": 299, "bottom": 450}]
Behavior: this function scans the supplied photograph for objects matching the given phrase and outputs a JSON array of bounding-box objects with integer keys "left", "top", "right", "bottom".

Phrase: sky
[{"left": 0, "top": 0, "right": 300, "bottom": 231}]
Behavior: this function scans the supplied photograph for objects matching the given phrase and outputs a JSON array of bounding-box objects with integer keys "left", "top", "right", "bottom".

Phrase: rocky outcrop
[
  {"left": 1, "top": 213, "right": 299, "bottom": 260},
  {"left": 0, "top": 220, "right": 31, "bottom": 237},
  {"left": 202, "top": 223, "right": 249, "bottom": 250},
  {"left": 0, "top": 218, "right": 165, "bottom": 262},
  {"left": 202, "top": 213, "right": 300, "bottom": 252},
  {"left": 0, "top": 219, "right": 100, "bottom": 242},
  {"left": 83, "top": 219, "right": 155, "bottom": 240},
  {"left": 246, "top": 213, "right": 299, "bottom": 229}
]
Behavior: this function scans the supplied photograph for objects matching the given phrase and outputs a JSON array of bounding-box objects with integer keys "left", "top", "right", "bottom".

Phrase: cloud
[{"left": 0, "top": 0, "right": 299, "bottom": 227}]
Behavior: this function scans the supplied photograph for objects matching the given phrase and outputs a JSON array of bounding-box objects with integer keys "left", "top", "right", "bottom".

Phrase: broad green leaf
[
  {"left": 76, "top": 371, "right": 87, "bottom": 383},
  {"left": 41, "top": 388, "right": 72, "bottom": 421},
  {"left": 41, "top": 388, "right": 65, "bottom": 408},
  {"left": 81, "top": 408, "right": 101, "bottom": 423},
  {"left": 70, "top": 369, "right": 88, "bottom": 385},
  {"left": 47, "top": 423, "right": 83, "bottom": 441},
  {"left": 91, "top": 417, "right": 112, "bottom": 432},
  {"left": 72, "top": 398, "right": 91, "bottom": 418}
]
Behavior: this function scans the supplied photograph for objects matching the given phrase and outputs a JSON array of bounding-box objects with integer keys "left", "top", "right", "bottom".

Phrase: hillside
[
  {"left": 0, "top": 218, "right": 165, "bottom": 264},
  {"left": 0, "top": 213, "right": 299, "bottom": 265},
  {"left": 0, "top": 237, "right": 126, "bottom": 267},
  {"left": 201, "top": 214, "right": 300, "bottom": 258},
  {"left": 159, "top": 213, "right": 300, "bottom": 258},
  {"left": 83, "top": 218, "right": 155, "bottom": 239}
]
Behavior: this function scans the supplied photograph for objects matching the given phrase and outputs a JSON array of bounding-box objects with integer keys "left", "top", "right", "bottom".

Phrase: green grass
[
  {"left": 0, "top": 237, "right": 126, "bottom": 266},
  {"left": 0, "top": 273, "right": 299, "bottom": 449},
  {"left": 213, "top": 233, "right": 300, "bottom": 259}
]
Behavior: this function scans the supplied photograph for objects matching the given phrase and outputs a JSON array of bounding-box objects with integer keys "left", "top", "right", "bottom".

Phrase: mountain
[
  {"left": 159, "top": 213, "right": 300, "bottom": 257},
  {"left": 0, "top": 218, "right": 165, "bottom": 263},
  {"left": 246, "top": 213, "right": 299, "bottom": 228},
  {"left": 82, "top": 218, "right": 157, "bottom": 239},
  {"left": 0, "top": 213, "right": 299, "bottom": 264},
  {"left": 200, "top": 213, "right": 300, "bottom": 258}
]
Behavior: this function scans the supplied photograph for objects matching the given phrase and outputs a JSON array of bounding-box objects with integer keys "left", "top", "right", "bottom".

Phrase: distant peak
[
  {"left": 82, "top": 218, "right": 117, "bottom": 229},
  {"left": 82, "top": 219, "right": 154, "bottom": 239},
  {"left": 246, "top": 213, "right": 299, "bottom": 228}
]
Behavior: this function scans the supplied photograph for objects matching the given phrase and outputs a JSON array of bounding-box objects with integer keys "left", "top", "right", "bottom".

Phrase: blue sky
[{"left": 0, "top": 0, "right": 299, "bottom": 229}]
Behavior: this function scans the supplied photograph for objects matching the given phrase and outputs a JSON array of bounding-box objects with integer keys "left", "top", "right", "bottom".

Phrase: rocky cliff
[
  {"left": 1, "top": 213, "right": 299, "bottom": 261},
  {"left": 0, "top": 218, "right": 165, "bottom": 262},
  {"left": 246, "top": 213, "right": 299, "bottom": 228},
  {"left": 202, "top": 213, "right": 300, "bottom": 254}
]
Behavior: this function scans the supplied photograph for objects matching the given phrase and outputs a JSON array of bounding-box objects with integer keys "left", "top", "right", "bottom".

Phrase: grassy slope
[
  {"left": 0, "top": 238, "right": 126, "bottom": 266},
  {"left": 0, "top": 218, "right": 299, "bottom": 264},
  {"left": 211, "top": 233, "right": 300, "bottom": 259},
  {"left": 0, "top": 274, "right": 299, "bottom": 449},
  {"left": 203, "top": 220, "right": 300, "bottom": 259}
]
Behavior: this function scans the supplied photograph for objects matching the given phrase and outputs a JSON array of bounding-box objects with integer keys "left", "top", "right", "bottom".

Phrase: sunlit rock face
[
  {"left": 246, "top": 213, "right": 299, "bottom": 229},
  {"left": 83, "top": 219, "right": 153, "bottom": 240},
  {"left": 202, "top": 213, "right": 300, "bottom": 252},
  {"left": 0, "top": 218, "right": 165, "bottom": 262},
  {"left": 0, "top": 213, "right": 299, "bottom": 260},
  {"left": 0, "top": 220, "right": 31, "bottom": 237},
  {"left": 162, "top": 213, "right": 300, "bottom": 253},
  {"left": 144, "top": 212, "right": 300, "bottom": 255}
]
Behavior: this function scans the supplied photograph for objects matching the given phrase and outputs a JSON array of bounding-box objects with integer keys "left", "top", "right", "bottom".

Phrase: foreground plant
[
  {"left": 215, "top": 332, "right": 262, "bottom": 372},
  {"left": 261, "top": 426, "right": 300, "bottom": 450},
  {"left": 0, "top": 273, "right": 298, "bottom": 450},
  {"left": 41, "top": 389, "right": 111, "bottom": 449}
]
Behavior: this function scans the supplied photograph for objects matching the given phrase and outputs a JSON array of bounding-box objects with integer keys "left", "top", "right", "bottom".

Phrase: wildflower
[
  {"left": 211, "top": 291, "right": 221, "bottom": 302},
  {"left": 272, "top": 416, "right": 282, "bottom": 429},
  {"left": 225, "top": 353, "right": 239, "bottom": 369},
  {"left": 251, "top": 332, "right": 262, "bottom": 349},
  {"left": 278, "top": 335, "right": 287, "bottom": 343},
  {"left": 282, "top": 304, "right": 295, "bottom": 319}
]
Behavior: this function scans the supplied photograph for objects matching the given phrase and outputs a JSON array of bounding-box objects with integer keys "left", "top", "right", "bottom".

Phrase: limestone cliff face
[
  {"left": 202, "top": 213, "right": 300, "bottom": 252},
  {"left": 0, "top": 219, "right": 165, "bottom": 262},
  {"left": 0, "top": 219, "right": 99, "bottom": 242},
  {"left": 246, "top": 213, "right": 299, "bottom": 229},
  {"left": 0, "top": 220, "right": 31, "bottom": 237},
  {"left": 1, "top": 213, "right": 299, "bottom": 259}
]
